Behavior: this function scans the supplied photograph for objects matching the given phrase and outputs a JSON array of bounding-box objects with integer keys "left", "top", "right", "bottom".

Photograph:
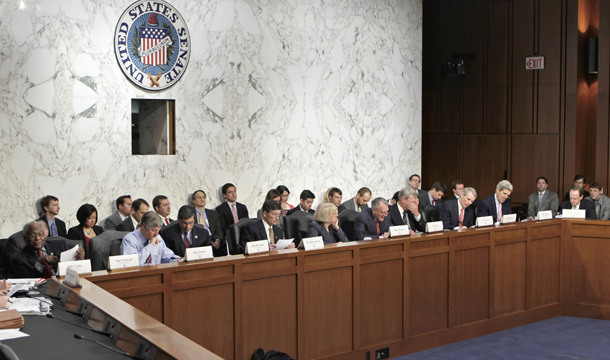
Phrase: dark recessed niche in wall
[{"left": 131, "top": 99, "right": 176, "bottom": 155}]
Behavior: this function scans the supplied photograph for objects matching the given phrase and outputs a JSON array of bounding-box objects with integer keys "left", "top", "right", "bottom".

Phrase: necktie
[
  {"left": 538, "top": 193, "right": 543, "bottom": 211},
  {"left": 431, "top": 199, "right": 435, "bottom": 206},
  {"left": 38, "top": 249, "right": 53, "bottom": 278},
  {"left": 497, "top": 204, "right": 502, "bottom": 222},
  {"left": 183, "top": 232, "right": 190, "bottom": 249},
  {"left": 199, "top": 211, "right": 204, "bottom": 225},
  {"left": 231, "top": 204, "right": 239, "bottom": 223},
  {"left": 402, "top": 210, "right": 408, "bottom": 225},
  {"left": 50, "top": 222, "right": 57, "bottom": 237},
  {"left": 596, "top": 201, "right": 601, "bottom": 218},
  {"left": 459, "top": 208, "right": 464, "bottom": 226},
  {"left": 376, "top": 221, "right": 380, "bottom": 236},
  {"left": 136, "top": 223, "right": 140, "bottom": 230},
  {"left": 268, "top": 226, "right": 275, "bottom": 244},
  {"left": 145, "top": 254, "right": 152, "bottom": 264},
  {"left": 165, "top": 218, "right": 170, "bottom": 225}
]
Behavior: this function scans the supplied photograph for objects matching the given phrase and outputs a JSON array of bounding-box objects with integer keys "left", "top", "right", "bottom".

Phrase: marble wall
[{"left": 0, "top": 0, "right": 422, "bottom": 237}]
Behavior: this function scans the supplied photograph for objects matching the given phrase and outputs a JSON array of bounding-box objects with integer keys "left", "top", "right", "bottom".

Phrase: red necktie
[
  {"left": 38, "top": 249, "right": 53, "bottom": 278},
  {"left": 231, "top": 204, "right": 239, "bottom": 223},
  {"left": 432, "top": 199, "right": 435, "bottom": 206},
  {"left": 183, "top": 232, "right": 190, "bottom": 249},
  {"left": 165, "top": 218, "right": 170, "bottom": 225},
  {"left": 376, "top": 221, "right": 380, "bottom": 236},
  {"left": 145, "top": 254, "right": 152, "bottom": 264},
  {"left": 459, "top": 208, "right": 464, "bottom": 226}
]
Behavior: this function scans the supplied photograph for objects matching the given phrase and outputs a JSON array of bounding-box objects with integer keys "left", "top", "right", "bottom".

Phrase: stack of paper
[{"left": 0, "top": 309, "right": 24, "bottom": 329}]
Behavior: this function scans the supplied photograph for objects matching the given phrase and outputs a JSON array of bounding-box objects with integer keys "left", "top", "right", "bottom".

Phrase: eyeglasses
[{"left": 26, "top": 232, "right": 45, "bottom": 240}]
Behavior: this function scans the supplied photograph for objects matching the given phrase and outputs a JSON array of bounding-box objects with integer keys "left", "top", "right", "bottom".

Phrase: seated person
[
  {"left": 277, "top": 185, "right": 294, "bottom": 214},
  {"left": 67, "top": 204, "right": 104, "bottom": 258},
  {"left": 354, "top": 197, "right": 391, "bottom": 240},
  {"left": 215, "top": 183, "right": 249, "bottom": 236},
  {"left": 418, "top": 181, "right": 446, "bottom": 210},
  {"left": 241, "top": 200, "right": 295, "bottom": 251},
  {"left": 389, "top": 187, "right": 426, "bottom": 233},
  {"left": 322, "top": 187, "right": 343, "bottom": 207},
  {"left": 286, "top": 190, "right": 316, "bottom": 215},
  {"left": 527, "top": 176, "right": 560, "bottom": 220},
  {"left": 103, "top": 195, "right": 132, "bottom": 231},
  {"left": 160, "top": 206, "right": 212, "bottom": 257},
  {"left": 477, "top": 180, "right": 513, "bottom": 223},
  {"left": 120, "top": 211, "right": 181, "bottom": 265},
  {"left": 0, "top": 230, "right": 27, "bottom": 278},
  {"left": 38, "top": 195, "right": 67, "bottom": 237},
  {"left": 440, "top": 187, "right": 478, "bottom": 229},
  {"left": 11, "top": 221, "right": 84, "bottom": 278},
  {"left": 256, "top": 189, "right": 282, "bottom": 219},
  {"left": 307, "top": 202, "right": 348, "bottom": 244},
  {"left": 117, "top": 198, "right": 149, "bottom": 232},
  {"left": 564, "top": 174, "right": 590, "bottom": 201},
  {"left": 561, "top": 186, "right": 597, "bottom": 219},
  {"left": 339, "top": 187, "right": 371, "bottom": 213},
  {"left": 390, "top": 191, "right": 399, "bottom": 206}
]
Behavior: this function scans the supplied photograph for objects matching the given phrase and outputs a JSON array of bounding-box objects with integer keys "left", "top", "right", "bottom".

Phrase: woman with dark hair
[
  {"left": 257, "top": 189, "right": 283, "bottom": 219},
  {"left": 67, "top": 204, "right": 104, "bottom": 258},
  {"left": 276, "top": 185, "right": 294, "bottom": 214}
]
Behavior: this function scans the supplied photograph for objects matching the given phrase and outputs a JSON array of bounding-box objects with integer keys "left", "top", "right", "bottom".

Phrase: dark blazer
[
  {"left": 476, "top": 194, "right": 512, "bottom": 223},
  {"left": 38, "top": 215, "right": 67, "bottom": 237},
  {"left": 240, "top": 220, "right": 284, "bottom": 250},
  {"left": 418, "top": 191, "right": 442, "bottom": 211},
  {"left": 307, "top": 221, "right": 348, "bottom": 244},
  {"left": 67, "top": 224, "right": 104, "bottom": 259},
  {"left": 102, "top": 211, "right": 124, "bottom": 231},
  {"left": 0, "top": 231, "right": 26, "bottom": 278},
  {"left": 159, "top": 222, "right": 212, "bottom": 257},
  {"left": 117, "top": 216, "right": 136, "bottom": 232},
  {"left": 440, "top": 198, "right": 475, "bottom": 229},
  {"left": 354, "top": 208, "right": 391, "bottom": 240},
  {"left": 215, "top": 202, "right": 249, "bottom": 235},
  {"left": 286, "top": 205, "right": 315, "bottom": 216},
  {"left": 388, "top": 203, "right": 426, "bottom": 232},
  {"left": 194, "top": 208, "right": 225, "bottom": 257},
  {"left": 11, "top": 240, "right": 69, "bottom": 278},
  {"left": 561, "top": 199, "right": 598, "bottom": 219}
]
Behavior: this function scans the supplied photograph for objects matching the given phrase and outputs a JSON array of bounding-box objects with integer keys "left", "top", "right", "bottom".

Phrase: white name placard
[
  {"left": 425, "top": 221, "right": 444, "bottom": 233},
  {"left": 58, "top": 260, "right": 92, "bottom": 276},
  {"left": 185, "top": 246, "right": 213, "bottom": 262},
  {"left": 108, "top": 254, "right": 139, "bottom": 270},
  {"left": 500, "top": 214, "right": 517, "bottom": 224},
  {"left": 476, "top": 216, "right": 494, "bottom": 227},
  {"left": 245, "top": 240, "right": 270, "bottom": 255},
  {"left": 537, "top": 210, "right": 553, "bottom": 220},
  {"left": 562, "top": 209, "right": 586, "bottom": 219},
  {"left": 63, "top": 267, "right": 81, "bottom": 288},
  {"left": 298, "top": 236, "right": 325, "bottom": 250},
  {"left": 389, "top": 225, "right": 410, "bottom": 237}
]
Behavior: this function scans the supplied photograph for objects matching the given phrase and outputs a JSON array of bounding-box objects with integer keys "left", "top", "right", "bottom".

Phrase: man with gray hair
[
  {"left": 440, "top": 187, "right": 478, "bottom": 229},
  {"left": 120, "top": 211, "right": 180, "bottom": 265},
  {"left": 354, "top": 197, "right": 391, "bottom": 240},
  {"left": 389, "top": 187, "right": 426, "bottom": 233},
  {"left": 477, "top": 180, "right": 513, "bottom": 223}
]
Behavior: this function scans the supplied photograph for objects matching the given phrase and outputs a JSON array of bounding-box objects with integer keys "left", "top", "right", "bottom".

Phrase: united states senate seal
[{"left": 114, "top": 0, "right": 190, "bottom": 91}]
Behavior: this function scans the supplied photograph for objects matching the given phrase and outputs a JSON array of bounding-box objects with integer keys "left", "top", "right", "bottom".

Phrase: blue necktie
[{"left": 50, "top": 222, "right": 58, "bottom": 236}]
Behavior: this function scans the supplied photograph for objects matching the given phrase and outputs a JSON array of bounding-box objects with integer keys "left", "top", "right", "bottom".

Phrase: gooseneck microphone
[{"left": 73, "top": 334, "right": 141, "bottom": 359}]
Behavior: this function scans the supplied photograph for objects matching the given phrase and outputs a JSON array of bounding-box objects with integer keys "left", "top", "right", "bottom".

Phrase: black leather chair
[
  {"left": 0, "top": 344, "right": 19, "bottom": 360},
  {"left": 110, "top": 239, "right": 122, "bottom": 256},
  {"left": 282, "top": 211, "right": 314, "bottom": 247},
  {"left": 515, "top": 203, "right": 528, "bottom": 220},
  {"left": 422, "top": 206, "right": 441, "bottom": 223},
  {"left": 229, "top": 218, "right": 258, "bottom": 254},
  {"left": 338, "top": 210, "right": 359, "bottom": 241},
  {"left": 89, "top": 230, "right": 130, "bottom": 270}
]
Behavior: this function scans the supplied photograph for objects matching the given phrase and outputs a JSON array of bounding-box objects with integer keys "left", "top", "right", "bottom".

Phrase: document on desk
[
  {"left": 6, "top": 297, "right": 49, "bottom": 315},
  {"left": 60, "top": 245, "right": 80, "bottom": 262},
  {"left": 0, "top": 329, "right": 29, "bottom": 340},
  {"left": 275, "top": 239, "right": 294, "bottom": 250}
]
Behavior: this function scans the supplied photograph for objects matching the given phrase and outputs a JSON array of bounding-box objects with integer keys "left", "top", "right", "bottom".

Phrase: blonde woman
[{"left": 307, "top": 202, "right": 348, "bottom": 244}]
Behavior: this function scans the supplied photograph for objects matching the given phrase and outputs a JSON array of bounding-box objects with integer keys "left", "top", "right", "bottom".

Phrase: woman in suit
[
  {"left": 307, "top": 202, "right": 348, "bottom": 245},
  {"left": 67, "top": 204, "right": 104, "bottom": 258},
  {"left": 276, "top": 185, "right": 294, "bottom": 214}
]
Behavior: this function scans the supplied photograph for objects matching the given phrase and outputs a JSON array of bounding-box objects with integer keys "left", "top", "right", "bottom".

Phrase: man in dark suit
[
  {"left": 561, "top": 186, "right": 597, "bottom": 219},
  {"left": 215, "top": 183, "right": 249, "bottom": 237},
  {"left": 339, "top": 187, "right": 371, "bottom": 213},
  {"left": 408, "top": 174, "right": 427, "bottom": 199},
  {"left": 527, "top": 176, "right": 560, "bottom": 219},
  {"left": 451, "top": 180, "right": 464, "bottom": 199},
  {"left": 153, "top": 195, "right": 173, "bottom": 227},
  {"left": 38, "top": 195, "right": 67, "bottom": 237},
  {"left": 563, "top": 174, "right": 590, "bottom": 201},
  {"left": 11, "top": 221, "right": 84, "bottom": 278},
  {"left": 191, "top": 190, "right": 225, "bottom": 256},
  {"left": 103, "top": 195, "right": 132, "bottom": 231},
  {"left": 241, "top": 200, "right": 294, "bottom": 251},
  {"left": 160, "top": 206, "right": 211, "bottom": 257},
  {"left": 117, "top": 198, "right": 149, "bottom": 232},
  {"left": 354, "top": 197, "right": 391, "bottom": 240},
  {"left": 477, "top": 180, "right": 513, "bottom": 223},
  {"left": 418, "top": 181, "right": 447, "bottom": 211},
  {"left": 440, "top": 187, "right": 478, "bottom": 229},
  {"left": 390, "top": 188, "right": 426, "bottom": 233},
  {"left": 286, "top": 190, "right": 316, "bottom": 215}
]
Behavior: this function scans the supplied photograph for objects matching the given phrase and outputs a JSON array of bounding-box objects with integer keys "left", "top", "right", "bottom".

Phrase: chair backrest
[
  {"left": 89, "top": 230, "right": 130, "bottom": 271},
  {"left": 0, "top": 238, "right": 7, "bottom": 261},
  {"left": 422, "top": 206, "right": 441, "bottom": 223},
  {"left": 110, "top": 239, "right": 123, "bottom": 257},
  {"left": 514, "top": 203, "right": 528, "bottom": 221},
  {"left": 0, "top": 344, "right": 20, "bottom": 360},
  {"left": 229, "top": 218, "right": 258, "bottom": 254},
  {"left": 282, "top": 211, "right": 314, "bottom": 246},
  {"left": 338, "top": 210, "right": 359, "bottom": 241}
]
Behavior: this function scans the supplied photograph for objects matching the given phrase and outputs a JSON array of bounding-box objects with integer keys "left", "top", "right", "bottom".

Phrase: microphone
[
  {"left": 74, "top": 334, "right": 141, "bottom": 359},
  {"left": 26, "top": 294, "right": 82, "bottom": 316},
  {"left": 46, "top": 314, "right": 110, "bottom": 336}
]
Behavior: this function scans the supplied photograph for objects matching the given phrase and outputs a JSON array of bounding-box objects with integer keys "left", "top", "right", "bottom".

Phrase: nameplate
[
  {"left": 185, "top": 246, "right": 213, "bottom": 262},
  {"left": 425, "top": 221, "right": 444, "bottom": 233},
  {"left": 63, "top": 267, "right": 81, "bottom": 288},
  {"left": 108, "top": 254, "right": 139, "bottom": 270},
  {"left": 500, "top": 214, "right": 517, "bottom": 224},
  {"left": 389, "top": 225, "right": 410, "bottom": 237},
  {"left": 57, "top": 260, "right": 92, "bottom": 276},
  {"left": 245, "top": 240, "right": 269, "bottom": 255},
  {"left": 476, "top": 216, "right": 494, "bottom": 227},
  {"left": 537, "top": 210, "right": 553, "bottom": 220},
  {"left": 298, "top": 236, "right": 324, "bottom": 250},
  {"left": 562, "top": 209, "right": 586, "bottom": 219}
]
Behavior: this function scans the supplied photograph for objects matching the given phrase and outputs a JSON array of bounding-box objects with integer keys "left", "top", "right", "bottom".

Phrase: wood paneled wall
[{"left": 423, "top": 0, "right": 610, "bottom": 203}]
